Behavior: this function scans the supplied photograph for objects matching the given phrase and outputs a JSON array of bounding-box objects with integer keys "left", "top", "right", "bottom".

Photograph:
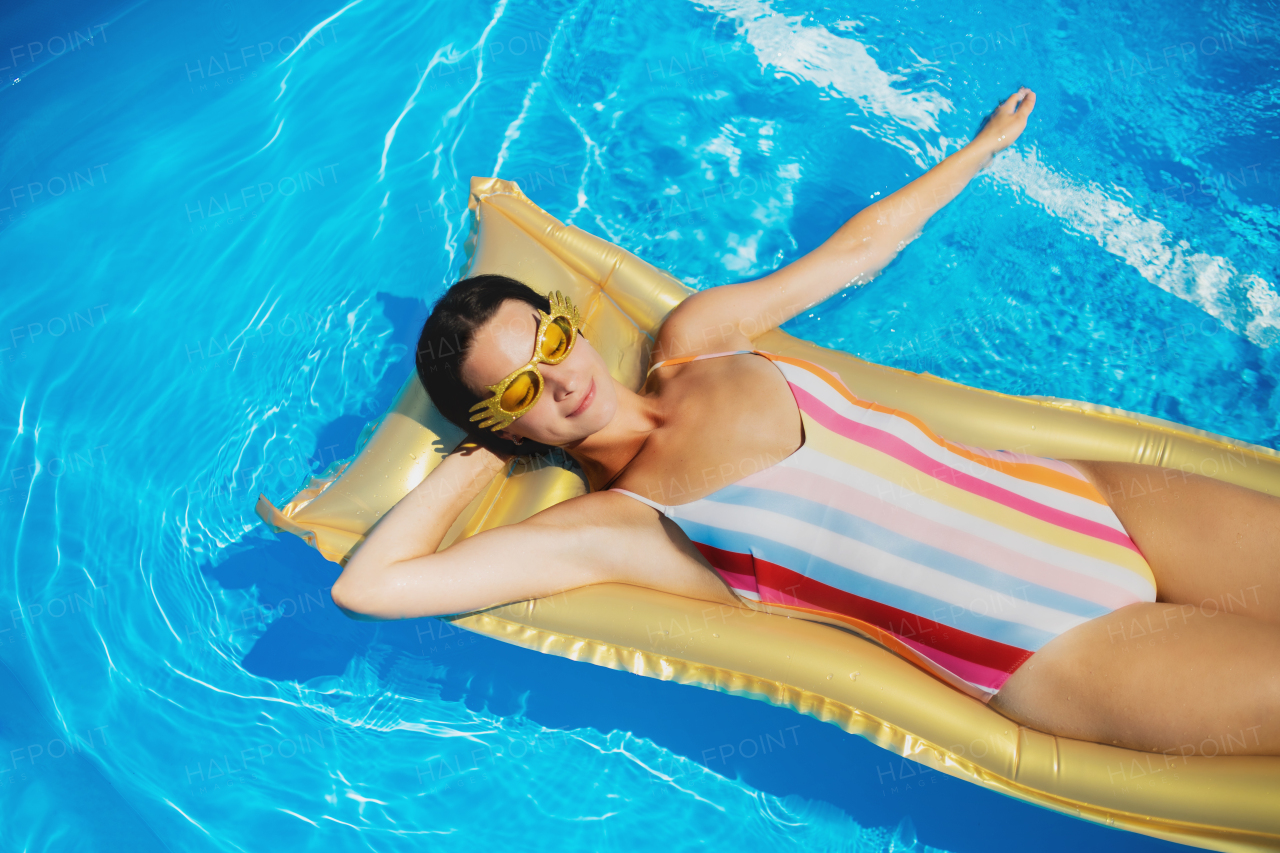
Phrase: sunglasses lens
[
  {"left": 540, "top": 317, "right": 573, "bottom": 361},
  {"left": 499, "top": 369, "right": 540, "bottom": 413}
]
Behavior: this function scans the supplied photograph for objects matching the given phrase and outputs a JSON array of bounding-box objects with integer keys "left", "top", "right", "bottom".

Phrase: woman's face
[{"left": 461, "top": 298, "right": 617, "bottom": 446}]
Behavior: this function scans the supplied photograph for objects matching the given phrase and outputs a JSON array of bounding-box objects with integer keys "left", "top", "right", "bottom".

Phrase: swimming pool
[{"left": 1, "top": 0, "right": 1274, "bottom": 849}]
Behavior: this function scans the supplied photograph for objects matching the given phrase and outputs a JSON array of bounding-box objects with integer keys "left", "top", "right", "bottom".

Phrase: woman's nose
[{"left": 544, "top": 363, "right": 576, "bottom": 401}]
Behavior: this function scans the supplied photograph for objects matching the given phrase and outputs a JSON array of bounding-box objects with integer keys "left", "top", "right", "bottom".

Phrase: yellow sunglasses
[{"left": 468, "top": 291, "right": 583, "bottom": 431}]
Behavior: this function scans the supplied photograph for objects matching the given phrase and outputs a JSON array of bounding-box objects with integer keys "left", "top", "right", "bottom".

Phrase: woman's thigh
[
  {"left": 1064, "top": 459, "right": 1280, "bottom": 623},
  {"left": 988, "top": 602, "right": 1280, "bottom": 755}
]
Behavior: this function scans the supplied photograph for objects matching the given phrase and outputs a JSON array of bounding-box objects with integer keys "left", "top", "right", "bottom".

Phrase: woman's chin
[
  {"left": 580, "top": 390, "right": 617, "bottom": 436},
  {"left": 519, "top": 388, "right": 618, "bottom": 447},
  {"left": 542, "top": 407, "right": 615, "bottom": 447}
]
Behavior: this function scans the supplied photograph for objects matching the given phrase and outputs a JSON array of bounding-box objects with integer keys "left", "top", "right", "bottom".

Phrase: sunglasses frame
[{"left": 468, "top": 290, "right": 583, "bottom": 431}]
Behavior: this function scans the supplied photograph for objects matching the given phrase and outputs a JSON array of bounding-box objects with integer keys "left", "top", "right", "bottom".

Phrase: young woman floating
[{"left": 331, "top": 88, "right": 1280, "bottom": 757}]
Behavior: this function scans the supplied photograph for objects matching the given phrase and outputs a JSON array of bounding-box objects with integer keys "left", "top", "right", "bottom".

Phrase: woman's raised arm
[{"left": 655, "top": 87, "right": 1036, "bottom": 360}]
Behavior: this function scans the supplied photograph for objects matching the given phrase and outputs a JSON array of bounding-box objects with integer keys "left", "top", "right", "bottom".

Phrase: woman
[{"left": 332, "top": 87, "right": 1280, "bottom": 756}]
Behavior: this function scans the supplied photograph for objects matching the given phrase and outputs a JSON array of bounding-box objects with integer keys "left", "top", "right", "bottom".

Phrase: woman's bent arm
[
  {"left": 342, "top": 444, "right": 509, "bottom": 572},
  {"left": 330, "top": 451, "right": 739, "bottom": 620},
  {"left": 656, "top": 87, "right": 1037, "bottom": 360},
  {"left": 330, "top": 444, "right": 509, "bottom": 618}
]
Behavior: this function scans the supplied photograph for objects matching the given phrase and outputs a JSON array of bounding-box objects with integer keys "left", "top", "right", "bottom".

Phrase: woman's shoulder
[
  {"left": 642, "top": 346, "right": 767, "bottom": 391},
  {"left": 529, "top": 486, "right": 671, "bottom": 527},
  {"left": 650, "top": 297, "right": 756, "bottom": 365},
  {"left": 518, "top": 488, "right": 738, "bottom": 604}
]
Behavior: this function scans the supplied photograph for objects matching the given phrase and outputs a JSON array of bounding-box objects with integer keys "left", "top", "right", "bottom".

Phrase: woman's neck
[{"left": 562, "top": 380, "right": 660, "bottom": 491}]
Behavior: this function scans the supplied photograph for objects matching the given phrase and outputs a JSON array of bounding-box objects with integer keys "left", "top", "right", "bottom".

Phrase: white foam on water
[
  {"left": 692, "top": 0, "right": 955, "bottom": 166},
  {"left": 696, "top": 0, "right": 1278, "bottom": 348},
  {"left": 990, "top": 148, "right": 1280, "bottom": 348}
]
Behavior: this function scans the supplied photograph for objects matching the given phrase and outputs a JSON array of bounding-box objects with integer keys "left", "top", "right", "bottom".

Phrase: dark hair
[{"left": 416, "top": 274, "right": 555, "bottom": 457}]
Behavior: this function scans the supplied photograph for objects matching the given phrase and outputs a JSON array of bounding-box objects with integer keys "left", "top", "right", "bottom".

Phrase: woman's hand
[{"left": 969, "top": 87, "right": 1036, "bottom": 157}]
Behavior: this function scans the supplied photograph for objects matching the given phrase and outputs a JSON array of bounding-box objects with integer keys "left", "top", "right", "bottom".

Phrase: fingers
[
  {"left": 1018, "top": 90, "right": 1036, "bottom": 116},
  {"left": 998, "top": 86, "right": 1033, "bottom": 114}
]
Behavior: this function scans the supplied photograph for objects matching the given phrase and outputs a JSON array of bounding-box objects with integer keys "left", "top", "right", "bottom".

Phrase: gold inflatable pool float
[{"left": 256, "top": 177, "right": 1280, "bottom": 852}]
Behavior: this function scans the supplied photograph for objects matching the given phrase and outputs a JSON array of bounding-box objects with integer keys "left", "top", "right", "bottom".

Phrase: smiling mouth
[{"left": 568, "top": 378, "right": 596, "bottom": 417}]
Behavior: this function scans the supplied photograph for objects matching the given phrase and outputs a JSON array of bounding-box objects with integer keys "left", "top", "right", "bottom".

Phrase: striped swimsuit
[{"left": 613, "top": 350, "right": 1157, "bottom": 702}]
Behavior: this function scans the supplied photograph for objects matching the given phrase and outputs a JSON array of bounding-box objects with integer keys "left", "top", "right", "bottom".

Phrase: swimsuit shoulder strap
[
  {"left": 646, "top": 349, "right": 756, "bottom": 377},
  {"left": 608, "top": 488, "right": 668, "bottom": 515}
]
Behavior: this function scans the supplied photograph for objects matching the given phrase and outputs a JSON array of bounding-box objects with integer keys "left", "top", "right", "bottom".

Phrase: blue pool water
[{"left": 1, "top": 0, "right": 1276, "bottom": 848}]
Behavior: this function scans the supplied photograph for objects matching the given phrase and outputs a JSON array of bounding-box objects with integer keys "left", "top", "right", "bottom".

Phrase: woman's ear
[{"left": 498, "top": 429, "right": 524, "bottom": 445}]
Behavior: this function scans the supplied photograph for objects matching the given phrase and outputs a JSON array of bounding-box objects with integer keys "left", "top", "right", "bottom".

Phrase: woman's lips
[{"left": 568, "top": 378, "right": 596, "bottom": 417}]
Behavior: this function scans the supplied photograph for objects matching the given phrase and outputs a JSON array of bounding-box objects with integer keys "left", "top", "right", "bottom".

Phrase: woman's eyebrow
[{"left": 526, "top": 310, "right": 542, "bottom": 351}]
